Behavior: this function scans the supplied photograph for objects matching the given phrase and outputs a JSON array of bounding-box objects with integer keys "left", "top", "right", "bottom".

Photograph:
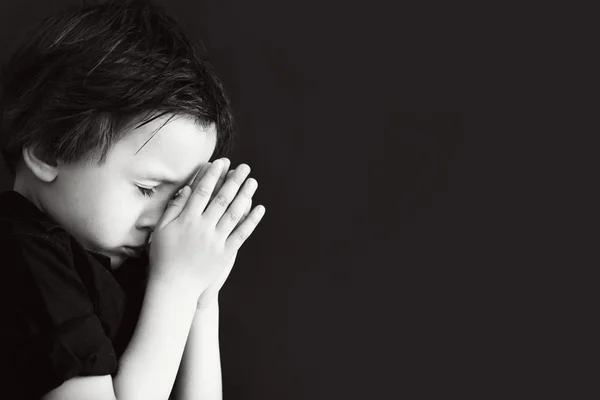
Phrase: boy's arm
[
  {"left": 43, "top": 274, "right": 199, "bottom": 400},
  {"left": 172, "top": 301, "right": 222, "bottom": 400}
]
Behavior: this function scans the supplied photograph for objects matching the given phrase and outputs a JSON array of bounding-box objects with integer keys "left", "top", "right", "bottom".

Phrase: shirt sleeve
[{"left": 0, "top": 234, "right": 118, "bottom": 398}]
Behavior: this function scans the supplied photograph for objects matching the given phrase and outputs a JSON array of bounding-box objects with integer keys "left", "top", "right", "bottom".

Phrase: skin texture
[{"left": 13, "top": 113, "right": 217, "bottom": 270}]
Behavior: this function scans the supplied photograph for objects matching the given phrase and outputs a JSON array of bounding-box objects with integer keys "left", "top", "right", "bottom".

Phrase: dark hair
[{"left": 0, "top": 0, "right": 235, "bottom": 176}]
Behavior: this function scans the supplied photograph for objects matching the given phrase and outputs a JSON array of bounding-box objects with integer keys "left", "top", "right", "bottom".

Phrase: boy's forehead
[
  {"left": 133, "top": 161, "right": 187, "bottom": 183},
  {"left": 118, "top": 115, "right": 216, "bottom": 182}
]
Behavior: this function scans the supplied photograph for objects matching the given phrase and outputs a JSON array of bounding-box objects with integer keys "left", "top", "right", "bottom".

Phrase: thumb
[{"left": 155, "top": 185, "right": 192, "bottom": 232}]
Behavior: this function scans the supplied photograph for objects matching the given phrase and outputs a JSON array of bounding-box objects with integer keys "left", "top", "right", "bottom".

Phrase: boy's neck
[{"left": 13, "top": 167, "right": 47, "bottom": 216}]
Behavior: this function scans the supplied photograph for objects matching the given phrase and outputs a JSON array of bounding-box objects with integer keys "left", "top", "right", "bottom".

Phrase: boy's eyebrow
[
  {"left": 136, "top": 161, "right": 209, "bottom": 186},
  {"left": 137, "top": 170, "right": 197, "bottom": 186},
  {"left": 138, "top": 175, "right": 180, "bottom": 185}
]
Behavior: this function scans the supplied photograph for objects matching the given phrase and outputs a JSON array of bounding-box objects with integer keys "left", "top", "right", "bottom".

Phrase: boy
[{"left": 0, "top": 0, "right": 265, "bottom": 399}]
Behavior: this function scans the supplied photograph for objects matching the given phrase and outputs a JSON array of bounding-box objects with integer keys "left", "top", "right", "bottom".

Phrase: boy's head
[{"left": 0, "top": 0, "right": 234, "bottom": 269}]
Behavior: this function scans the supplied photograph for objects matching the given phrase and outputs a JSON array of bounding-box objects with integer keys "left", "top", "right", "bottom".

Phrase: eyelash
[
  {"left": 137, "top": 186, "right": 184, "bottom": 199},
  {"left": 137, "top": 186, "right": 157, "bottom": 198}
]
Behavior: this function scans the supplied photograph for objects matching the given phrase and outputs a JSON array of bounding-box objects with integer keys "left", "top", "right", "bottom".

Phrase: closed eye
[
  {"left": 137, "top": 186, "right": 156, "bottom": 198},
  {"left": 137, "top": 185, "right": 184, "bottom": 199}
]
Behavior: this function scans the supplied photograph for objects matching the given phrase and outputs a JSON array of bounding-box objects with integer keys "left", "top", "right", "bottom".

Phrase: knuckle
[
  {"left": 215, "top": 194, "right": 229, "bottom": 207},
  {"left": 226, "top": 210, "right": 239, "bottom": 221},
  {"left": 236, "top": 228, "right": 248, "bottom": 242},
  {"left": 195, "top": 185, "right": 212, "bottom": 197}
]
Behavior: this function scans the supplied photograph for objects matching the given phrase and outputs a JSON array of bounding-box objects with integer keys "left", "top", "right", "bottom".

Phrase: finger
[
  {"left": 203, "top": 163, "right": 251, "bottom": 224},
  {"left": 189, "top": 161, "right": 213, "bottom": 191},
  {"left": 147, "top": 185, "right": 193, "bottom": 250},
  {"left": 233, "top": 199, "right": 252, "bottom": 230},
  {"left": 212, "top": 159, "right": 232, "bottom": 199},
  {"left": 155, "top": 185, "right": 192, "bottom": 231},
  {"left": 225, "top": 204, "right": 266, "bottom": 253},
  {"left": 181, "top": 159, "right": 226, "bottom": 220},
  {"left": 216, "top": 178, "right": 257, "bottom": 236},
  {"left": 210, "top": 169, "right": 236, "bottom": 203},
  {"left": 188, "top": 157, "right": 230, "bottom": 198}
]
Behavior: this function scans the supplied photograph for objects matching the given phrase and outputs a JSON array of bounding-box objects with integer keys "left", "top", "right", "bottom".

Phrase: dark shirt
[{"left": 0, "top": 190, "right": 149, "bottom": 399}]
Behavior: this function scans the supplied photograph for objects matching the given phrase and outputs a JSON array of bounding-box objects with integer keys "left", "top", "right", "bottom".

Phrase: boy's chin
[
  {"left": 113, "top": 252, "right": 148, "bottom": 270},
  {"left": 110, "top": 252, "right": 135, "bottom": 269},
  {"left": 109, "top": 254, "right": 127, "bottom": 269}
]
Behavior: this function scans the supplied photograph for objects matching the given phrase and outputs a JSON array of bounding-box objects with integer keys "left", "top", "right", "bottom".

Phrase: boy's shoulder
[
  {"left": 0, "top": 190, "right": 119, "bottom": 296},
  {"left": 0, "top": 190, "right": 71, "bottom": 249},
  {"left": 0, "top": 190, "right": 124, "bottom": 396},
  {"left": 0, "top": 190, "right": 130, "bottom": 342}
]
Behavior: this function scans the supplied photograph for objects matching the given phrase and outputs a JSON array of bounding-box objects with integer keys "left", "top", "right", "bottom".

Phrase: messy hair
[{"left": 0, "top": 0, "right": 235, "bottom": 176}]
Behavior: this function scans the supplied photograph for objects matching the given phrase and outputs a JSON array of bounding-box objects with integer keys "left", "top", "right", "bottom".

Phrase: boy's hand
[
  {"left": 196, "top": 252, "right": 237, "bottom": 309},
  {"left": 195, "top": 159, "right": 253, "bottom": 309},
  {"left": 147, "top": 158, "right": 263, "bottom": 300},
  {"left": 207, "top": 158, "right": 253, "bottom": 231}
]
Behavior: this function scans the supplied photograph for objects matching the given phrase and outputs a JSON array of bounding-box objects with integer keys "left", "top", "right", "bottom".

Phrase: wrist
[
  {"left": 147, "top": 265, "right": 210, "bottom": 302},
  {"left": 196, "top": 285, "right": 220, "bottom": 310},
  {"left": 196, "top": 298, "right": 219, "bottom": 314},
  {"left": 146, "top": 273, "right": 200, "bottom": 305}
]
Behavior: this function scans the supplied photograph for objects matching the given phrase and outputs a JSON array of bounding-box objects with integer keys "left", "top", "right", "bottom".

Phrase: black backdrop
[{"left": 1, "top": 1, "right": 578, "bottom": 399}]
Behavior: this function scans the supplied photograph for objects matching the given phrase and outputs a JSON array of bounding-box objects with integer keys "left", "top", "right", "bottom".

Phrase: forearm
[
  {"left": 173, "top": 302, "right": 222, "bottom": 400},
  {"left": 113, "top": 276, "right": 199, "bottom": 400}
]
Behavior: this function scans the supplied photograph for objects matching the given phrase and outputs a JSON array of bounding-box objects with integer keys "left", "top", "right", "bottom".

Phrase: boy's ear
[{"left": 21, "top": 145, "right": 59, "bottom": 183}]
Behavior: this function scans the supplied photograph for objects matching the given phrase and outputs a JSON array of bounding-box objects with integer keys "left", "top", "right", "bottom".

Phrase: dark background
[{"left": 0, "top": 1, "right": 583, "bottom": 399}]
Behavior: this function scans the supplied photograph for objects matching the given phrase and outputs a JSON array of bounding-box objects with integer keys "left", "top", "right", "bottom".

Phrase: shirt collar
[
  {"left": 0, "top": 190, "right": 64, "bottom": 231},
  {"left": 0, "top": 190, "right": 114, "bottom": 270}
]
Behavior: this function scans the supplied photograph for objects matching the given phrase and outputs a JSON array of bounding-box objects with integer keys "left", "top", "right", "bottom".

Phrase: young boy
[{"left": 0, "top": 1, "right": 265, "bottom": 399}]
